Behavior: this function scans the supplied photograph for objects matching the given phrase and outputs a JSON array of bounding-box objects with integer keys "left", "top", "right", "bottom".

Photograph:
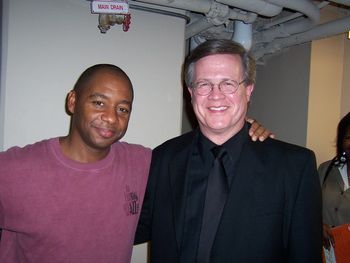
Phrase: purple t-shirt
[{"left": 0, "top": 138, "right": 151, "bottom": 263}]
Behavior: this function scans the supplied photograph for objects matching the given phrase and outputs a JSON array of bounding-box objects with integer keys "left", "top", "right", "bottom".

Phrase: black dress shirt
[{"left": 179, "top": 124, "right": 248, "bottom": 262}]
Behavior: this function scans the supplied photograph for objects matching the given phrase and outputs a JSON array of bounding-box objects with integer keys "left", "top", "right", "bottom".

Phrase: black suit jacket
[{"left": 135, "top": 130, "right": 322, "bottom": 263}]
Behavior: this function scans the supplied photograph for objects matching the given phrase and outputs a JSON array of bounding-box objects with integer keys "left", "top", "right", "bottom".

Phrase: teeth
[{"left": 209, "top": 106, "right": 227, "bottom": 111}]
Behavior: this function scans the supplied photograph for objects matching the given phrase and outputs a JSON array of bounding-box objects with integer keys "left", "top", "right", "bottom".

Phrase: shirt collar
[{"left": 197, "top": 123, "right": 248, "bottom": 164}]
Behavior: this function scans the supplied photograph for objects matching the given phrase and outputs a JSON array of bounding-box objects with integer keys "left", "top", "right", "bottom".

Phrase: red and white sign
[{"left": 91, "top": 1, "right": 129, "bottom": 14}]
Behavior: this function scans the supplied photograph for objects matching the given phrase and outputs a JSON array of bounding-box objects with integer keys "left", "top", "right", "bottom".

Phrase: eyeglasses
[{"left": 191, "top": 79, "right": 246, "bottom": 96}]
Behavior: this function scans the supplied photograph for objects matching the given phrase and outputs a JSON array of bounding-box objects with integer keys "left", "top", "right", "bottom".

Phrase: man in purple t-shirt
[{"left": 0, "top": 64, "right": 152, "bottom": 263}]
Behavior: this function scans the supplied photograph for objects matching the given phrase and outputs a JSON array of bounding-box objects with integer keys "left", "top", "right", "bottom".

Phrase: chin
[{"left": 208, "top": 122, "right": 229, "bottom": 130}]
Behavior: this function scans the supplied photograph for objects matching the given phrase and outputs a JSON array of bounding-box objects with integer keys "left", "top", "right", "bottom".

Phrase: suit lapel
[
  {"left": 229, "top": 136, "right": 264, "bottom": 196},
  {"left": 221, "top": 138, "right": 265, "bottom": 222},
  {"left": 329, "top": 167, "right": 345, "bottom": 191},
  {"left": 212, "top": 137, "right": 266, "bottom": 254},
  {"left": 169, "top": 132, "right": 198, "bottom": 250}
]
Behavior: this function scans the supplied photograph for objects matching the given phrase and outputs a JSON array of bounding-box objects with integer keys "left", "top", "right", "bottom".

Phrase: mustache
[{"left": 92, "top": 121, "right": 117, "bottom": 133}]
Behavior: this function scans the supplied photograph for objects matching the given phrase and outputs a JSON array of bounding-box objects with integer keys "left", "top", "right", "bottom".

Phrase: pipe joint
[{"left": 206, "top": 2, "right": 230, "bottom": 26}]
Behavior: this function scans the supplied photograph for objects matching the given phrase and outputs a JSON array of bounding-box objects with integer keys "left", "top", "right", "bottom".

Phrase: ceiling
[{"left": 127, "top": 0, "right": 350, "bottom": 61}]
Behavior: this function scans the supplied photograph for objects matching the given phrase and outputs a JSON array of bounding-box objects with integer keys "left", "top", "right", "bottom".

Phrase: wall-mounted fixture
[{"left": 90, "top": 0, "right": 131, "bottom": 33}]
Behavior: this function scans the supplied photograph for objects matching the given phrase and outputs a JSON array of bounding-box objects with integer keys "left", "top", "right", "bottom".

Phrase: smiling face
[
  {"left": 67, "top": 70, "right": 133, "bottom": 155},
  {"left": 188, "top": 54, "right": 254, "bottom": 145}
]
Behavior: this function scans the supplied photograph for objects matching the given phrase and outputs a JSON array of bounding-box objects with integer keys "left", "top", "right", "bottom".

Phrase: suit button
[
  {"left": 341, "top": 191, "right": 344, "bottom": 195},
  {"left": 335, "top": 207, "right": 338, "bottom": 212}
]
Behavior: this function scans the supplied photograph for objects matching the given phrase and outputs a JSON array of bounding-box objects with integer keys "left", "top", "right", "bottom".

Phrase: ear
[
  {"left": 245, "top": 84, "right": 254, "bottom": 102},
  {"left": 187, "top": 87, "right": 194, "bottom": 99},
  {"left": 66, "top": 90, "right": 77, "bottom": 115}
]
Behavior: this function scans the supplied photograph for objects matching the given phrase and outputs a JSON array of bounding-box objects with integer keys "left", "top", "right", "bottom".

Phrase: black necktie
[{"left": 197, "top": 146, "right": 229, "bottom": 263}]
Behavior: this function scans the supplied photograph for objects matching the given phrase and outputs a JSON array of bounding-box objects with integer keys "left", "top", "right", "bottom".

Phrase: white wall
[
  {"left": 1, "top": 0, "right": 186, "bottom": 149},
  {"left": 306, "top": 7, "right": 350, "bottom": 166},
  {"left": 247, "top": 33, "right": 350, "bottom": 166},
  {"left": 1, "top": 0, "right": 186, "bottom": 262},
  {"left": 341, "top": 34, "right": 350, "bottom": 117},
  {"left": 248, "top": 7, "right": 350, "bottom": 166},
  {"left": 307, "top": 34, "right": 345, "bottom": 165},
  {"left": 248, "top": 43, "right": 311, "bottom": 147}
]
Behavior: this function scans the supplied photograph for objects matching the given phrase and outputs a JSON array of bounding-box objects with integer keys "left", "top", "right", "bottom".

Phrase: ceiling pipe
[
  {"left": 267, "top": 0, "right": 320, "bottom": 23},
  {"left": 186, "top": 19, "right": 216, "bottom": 39},
  {"left": 190, "top": 35, "right": 207, "bottom": 51},
  {"left": 262, "top": 1, "right": 329, "bottom": 30},
  {"left": 215, "top": 0, "right": 282, "bottom": 17},
  {"left": 254, "top": 0, "right": 321, "bottom": 43},
  {"left": 130, "top": 3, "right": 191, "bottom": 23},
  {"left": 328, "top": 0, "right": 350, "bottom": 5},
  {"left": 186, "top": 4, "right": 257, "bottom": 39},
  {"left": 273, "top": 15, "right": 350, "bottom": 47},
  {"left": 233, "top": 21, "right": 253, "bottom": 50},
  {"left": 137, "top": 0, "right": 321, "bottom": 44},
  {"left": 133, "top": 0, "right": 212, "bottom": 14},
  {"left": 135, "top": 0, "right": 260, "bottom": 40},
  {"left": 255, "top": 18, "right": 316, "bottom": 43},
  {"left": 254, "top": 15, "right": 350, "bottom": 59}
]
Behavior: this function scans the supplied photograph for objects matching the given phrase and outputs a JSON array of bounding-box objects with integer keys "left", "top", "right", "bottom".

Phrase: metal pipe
[
  {"left": 134, "top": 0, "right": 212, "bottom": 13},
  {"left": 216, "top": 0, "right": 283, "bottom": 17},
  {"left": 186, "top": 19, "right": 214, "bottom": 39},
  {"left": 274, "top": 15, "right": 350, "bottom": 47},
  {"left": 262, "top": 1, "right": 329, "bottom": 30},
  {"left": 130, "top": 3, "right": 191, "bottom": 23},
  {"left": 328, "top": 0, "right": 350, "bottom": 5},
  {"left": 233, "top": 21, "right": 253, "bottom": 50},
  {"left": 185, "top": 3, "right": 257, "bottom": 39},
  {"left": 254, "top": 15, "right": 350, "bottom": 59},
  {"left": 254, "top": 0, "right": 321, "bottom": 43},
  {"left": 266, "top": 0, "right": 320, "bottom": 24}
]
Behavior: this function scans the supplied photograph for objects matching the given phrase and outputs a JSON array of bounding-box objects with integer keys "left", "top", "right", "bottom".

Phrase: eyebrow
[
  {"left": 88, "top": 92, "right": 132, "bottom": 105},
  {"left": 195, "top": 78, "right": 238, "bottom": 83},
  {"left": 88, "top": 92, "right": 107, "bottom": 100}
]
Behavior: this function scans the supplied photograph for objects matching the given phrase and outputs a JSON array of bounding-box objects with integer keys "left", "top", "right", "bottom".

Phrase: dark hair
[
  {"left": 183, "top": 39, "right": 256, "bottom": 87},
  {"left": 73, "top": 64, "right": 134, "bottom": 99},
  {"left": 336, "top": 112, "right": 350, "bottom": 158},
  {"left": 322, "top": 112, "right": 350, "bottom": 185}
]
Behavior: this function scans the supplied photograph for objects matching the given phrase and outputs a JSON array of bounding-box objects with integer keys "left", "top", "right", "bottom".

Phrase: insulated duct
[
  {"left": 215, "top": 0, "right": 282, "bottom": 17},
  {"left": 133, "top": 0, "right": 350, "bottom": 59},
  {"left": 254, "top": 15, "right": 350, "bottom": 59},
  {"left": 233, "top": 21, "right": 253, "bottom": 50}
]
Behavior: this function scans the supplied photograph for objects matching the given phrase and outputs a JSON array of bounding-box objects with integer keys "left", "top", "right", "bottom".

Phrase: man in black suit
[{"left": 135, "top": 39, "right": 322, "bottom": 262}]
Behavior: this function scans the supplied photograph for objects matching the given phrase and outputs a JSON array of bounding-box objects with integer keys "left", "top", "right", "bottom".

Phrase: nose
[
  {"left": 208, "top": 84, "right": 225, "bottom": 99},
  {"left": 101, "top": 107, "right": 117, "bottom": 124}
]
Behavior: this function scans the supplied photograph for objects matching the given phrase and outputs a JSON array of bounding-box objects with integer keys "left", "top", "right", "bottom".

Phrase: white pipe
[
  {"left": 137, "top": 0, "right": 327, "bottom": 50},
  {"left": 216, "top": 0, "right": 283, "bottom": 17},
  {"left": 233, "top": 21, "right": 253, "bottom": 50},
  {"left": 190, "top": 35, "right": 206, "bottom": 51},
  {"left": 134, "top": 0, "right": 212, "bottom": 13},
  {"left": 254, "top": 15, "right": 350, "bottom": 59},
  {"left": 275, "top": 15, "right": 350, "bottom": 47},
  {"left": 328, "top": 0, "right": 350, "bottom": 5},
  {"left": 266, "top": 0, "right": 320, "bottom": 24},
  {"left": 262, "top": 1, "right": 329, "bottom": 30},
  {"left": 186, "top": 19, "right": 214, "bottom": 39},
  {"left": 255, "top": 18, "right": 314, "bottom": 43},
  {"left": 254, "top": 0, "right": 321, "bottom": 43},
  {"left": 185, "top": 3, "right": 257, "bottom": 39}
]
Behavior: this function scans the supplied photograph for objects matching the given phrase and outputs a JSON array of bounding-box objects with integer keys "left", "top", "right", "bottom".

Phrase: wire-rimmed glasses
[{"left": 191, "top": 79, "right": 246, "bottom": 96}]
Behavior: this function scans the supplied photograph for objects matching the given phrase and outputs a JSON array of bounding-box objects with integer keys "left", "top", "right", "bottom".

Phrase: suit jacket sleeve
[{"left": 288, "top": 150, "right": 322, "bottom": 262}]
